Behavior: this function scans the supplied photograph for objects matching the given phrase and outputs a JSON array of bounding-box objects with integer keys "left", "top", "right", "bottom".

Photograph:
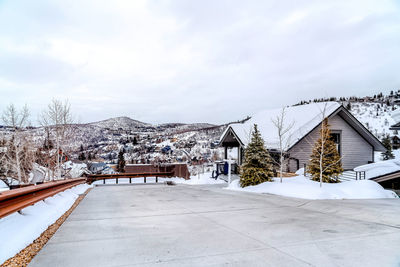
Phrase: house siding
[{"left": 287, "top": 113, "right": 373, "bottom": 171}]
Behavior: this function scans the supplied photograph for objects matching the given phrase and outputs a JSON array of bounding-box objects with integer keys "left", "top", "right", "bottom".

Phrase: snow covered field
[
  {"left": 0, "top": 184, "right": 91, "bottom": 265},
  {"left": 226, "top": 175, "right": 398, "bottom": 200},
  {"left": 91, "top": 172, "right": 226, "bottom": 185}
]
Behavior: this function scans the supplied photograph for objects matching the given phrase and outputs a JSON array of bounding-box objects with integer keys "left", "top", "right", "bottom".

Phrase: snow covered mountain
[
  {"left": 296, "top": 90, "right": 400, "bottom": 140},
  {"left": 88, "top": 116, "right": 153, "bottom": 131},
  {"left": 349, "top": 102, "right": 396, "bottom": 140}
]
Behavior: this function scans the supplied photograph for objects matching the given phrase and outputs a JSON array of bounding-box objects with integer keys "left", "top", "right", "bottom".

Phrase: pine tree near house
[
  {"left": 117, "top": 149, "right": 126, "bottom": 173},
  {"left": 381, "top": 135, "right": 395, "bottom": 160},
  {"left": 307, "top": 118, "right": 343, "bottom": 184},
  {"left": 240, "top": 124, "right": 274, "bottom": 187}
]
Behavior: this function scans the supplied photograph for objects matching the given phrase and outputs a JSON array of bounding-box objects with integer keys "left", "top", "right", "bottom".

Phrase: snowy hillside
[
  {"left": 349, "top": 102, "right": 396, "bottom": 140},
  {"left": 89, "top": 116, "right": 152, "bottom": 131},
  {"left": 296, "top": 91, "right": 400, "bottom": 140},
  {"left": 3, "top": 115, "right": 225, "bottom": 166}
]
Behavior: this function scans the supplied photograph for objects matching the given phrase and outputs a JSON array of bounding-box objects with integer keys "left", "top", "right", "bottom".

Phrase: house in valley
[{"left": 219, "top": 102, "right": 385, "bottom": 172}]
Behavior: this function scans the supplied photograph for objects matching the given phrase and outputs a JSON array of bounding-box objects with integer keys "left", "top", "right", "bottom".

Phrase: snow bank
[
  {"left": 0, "top": 180, "right": 9, "bottom": 192},
  {"left": 92, "top": 172, "right": 226, "bottom": 185},
  {"left": 0, "top": 183, "right": 92, "bottom": 265},
  {"left": 354, "top": 159, "right": 400, "bottom": 179},
  {"left": 183, "top": 172, "right": 226, "bottom": 185},
  {"left": 226, "top": 175, "right": 398, "bottom": 200}
]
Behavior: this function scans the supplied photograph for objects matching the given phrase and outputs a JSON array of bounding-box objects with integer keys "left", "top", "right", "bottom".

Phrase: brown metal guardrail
[
  {"left": 0, "top": 172, "right": 177, "bottom": 219},
  {"left": 0, "top": 177, "right": 86, "bottom": 219},
  {"left": 87, "top": 172, "right": 174, "bottom": 184}
]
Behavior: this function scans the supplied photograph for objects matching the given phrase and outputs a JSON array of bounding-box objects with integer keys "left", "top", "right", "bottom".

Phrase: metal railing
[
  {"left": 303, "top": 164, "right": 366, "bottom": 181},
  {"left": 86, "top": 172, "right": 174, "bottom": 184},
  {"left": 0, "top": 178, "right": 86, "bottom": 219}
]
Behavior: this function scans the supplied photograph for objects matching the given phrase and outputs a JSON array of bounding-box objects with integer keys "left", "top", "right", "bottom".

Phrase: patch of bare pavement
[{"left": 29, "top": 184, "right": 400, "bottom": 267}]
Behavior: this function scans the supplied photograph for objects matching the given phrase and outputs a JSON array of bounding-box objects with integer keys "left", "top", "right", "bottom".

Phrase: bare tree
[
  {"left": 39, "top": 99, "right": 74, "bottom": 180},
  {"left": 271, "top": 107, "right": 295, "bottom": 183},
  {"left": 0, "top": 136, "right": 8, "bottom": 184},
  {"left": 2, "top": 104, "right": 32, "bottom": 183}
]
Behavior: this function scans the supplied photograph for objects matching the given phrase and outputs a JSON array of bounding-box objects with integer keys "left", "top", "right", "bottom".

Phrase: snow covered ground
[
  {"left": 0, "top": 180, "right": 9, "bottom": 192},
  {"left": 226, "top": 175, "right": 398, "bottom": 200},
  {"left": 92, "top": 172, "right": 226, "bottom": 185},
  {"left": 0, "top": 184, "right": 92, "bottom": 265}
]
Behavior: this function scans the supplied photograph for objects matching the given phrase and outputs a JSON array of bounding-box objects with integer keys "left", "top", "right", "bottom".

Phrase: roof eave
[{"left": 219, "top": 125, "right": 245, "bottom": 147}]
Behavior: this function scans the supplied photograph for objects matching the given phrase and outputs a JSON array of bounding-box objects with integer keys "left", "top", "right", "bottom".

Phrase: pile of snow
[
  {"left": 226, "top": 175, "right": 398, "bottom": 200},
  {"left": 183, "top": 172, "right": 226, "bottom": 185},
  {"left": 354, "top": 159, "right": 400, "bottom": 179},
  {"left": 92, "top": 172, "right": 226, "bottom": 185},
  {"left": 0, "top": 184, "right": 92, "bottom": 264},
  {"left": 0, "top": 179, "right": 9, "bottom": 192}
]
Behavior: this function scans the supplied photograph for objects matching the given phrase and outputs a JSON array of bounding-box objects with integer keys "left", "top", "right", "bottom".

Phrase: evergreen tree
[
  {"left": 117, "top": 149, "right": 126, "bottom": 173},
  {"left": 78, "top": 152, "right": 86, "bottom": 161},
  {"left": 43, "top": 136, "right": 54, "bottom": 150},
  {"left": 307, "top": 118, "right": 343, "bottom": 184},
  {"left": 381, "top": 135, "right": 395, "bottom": 160},
  {"left": 80, "top": 144, "right": 84, "bottom": 152},
  {"left": 346, "top": 102, "right": 351, "bottom": 111},
  {"left": 240, "top": 124, "right": 274, "bottom": 187},
  {"left": 35, "top": 148, "right": 45, "bottom": 166}
]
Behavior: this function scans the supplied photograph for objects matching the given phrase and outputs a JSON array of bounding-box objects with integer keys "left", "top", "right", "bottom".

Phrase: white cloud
[{"left": 0, "top": 0, "right": 399, "bottom": 124}]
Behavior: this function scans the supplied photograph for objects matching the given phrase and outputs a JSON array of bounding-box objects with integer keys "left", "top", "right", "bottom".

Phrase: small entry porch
[{"left": 219, "top": 127, "right": 244, "bottom": 173}]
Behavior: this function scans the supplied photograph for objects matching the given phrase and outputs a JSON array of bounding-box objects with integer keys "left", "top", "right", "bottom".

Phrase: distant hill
[
  {"left": 294, "top": 90, "right": 400, "bottom": 140},
  {"left": 88, "top": 116, "right": 152, "bottom": 131}
]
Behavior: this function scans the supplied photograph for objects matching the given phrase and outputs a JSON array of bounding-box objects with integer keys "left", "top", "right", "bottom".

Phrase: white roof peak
[{"left": 223, "top": 102, "right": 341, "bottom": 150}]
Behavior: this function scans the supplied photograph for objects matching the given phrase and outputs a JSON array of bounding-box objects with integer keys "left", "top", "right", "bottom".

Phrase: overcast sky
[{"left": 1, "top": 0, "right": 400, "bottom": 125}]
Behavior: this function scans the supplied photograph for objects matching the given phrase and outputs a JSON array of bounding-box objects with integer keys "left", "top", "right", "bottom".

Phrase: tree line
[{"left": 0, "top": 99, "right": 74, "bottom": 186}]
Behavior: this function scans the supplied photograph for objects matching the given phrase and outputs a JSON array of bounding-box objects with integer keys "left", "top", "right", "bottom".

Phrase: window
[{"left": 330, "top": 132, "right": 341, "bottom": 155}]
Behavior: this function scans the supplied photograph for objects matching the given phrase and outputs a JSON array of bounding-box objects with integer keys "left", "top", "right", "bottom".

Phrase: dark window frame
[{"left": 330, "top": 130, "right": 342, "bottom": 156}]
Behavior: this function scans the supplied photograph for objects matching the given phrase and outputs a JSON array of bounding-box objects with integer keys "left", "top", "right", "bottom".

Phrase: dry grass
[{"left": 278, "top": 172, "right": 298, "bottom": 178}]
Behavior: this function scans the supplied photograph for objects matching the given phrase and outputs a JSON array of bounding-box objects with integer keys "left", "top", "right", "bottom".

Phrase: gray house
[{"left": 219, "top": 102, "right": 385, "bottom": 172}]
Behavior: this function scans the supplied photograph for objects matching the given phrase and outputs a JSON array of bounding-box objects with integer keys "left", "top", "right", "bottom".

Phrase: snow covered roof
[
  {"left": 354, "top": 159, "right": 400, "bottom": 180},
  {"left": 221, "top": 102, "right": 341, "bottom": 150},
  {"left": 220, "top": 102, "right": 385, "bottom": 151}
]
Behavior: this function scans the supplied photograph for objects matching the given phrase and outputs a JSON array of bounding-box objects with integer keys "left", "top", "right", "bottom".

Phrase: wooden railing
[
  {"left": 303, "top": 164, "right": 366, "bottom": 181},
  {"left": 86, "top": 172, "right": 174, "bottom": 184}
]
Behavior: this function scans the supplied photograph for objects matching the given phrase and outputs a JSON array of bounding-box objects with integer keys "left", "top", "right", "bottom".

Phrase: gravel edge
[{"left": 1, "top": 187, "right": 92, "bottom": 267}]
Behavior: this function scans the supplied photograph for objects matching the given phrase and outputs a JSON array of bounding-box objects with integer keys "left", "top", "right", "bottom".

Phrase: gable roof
[
  {"left": 220, "top": 102, "right": 385, "bottom": 152},
  {"left": 390, "top": 121, "right": 400, "bottom": 130}
]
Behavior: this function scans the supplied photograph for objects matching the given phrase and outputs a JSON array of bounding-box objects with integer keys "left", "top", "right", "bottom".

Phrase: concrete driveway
[{"left": 30, "top": 184, "right": 400, "bottom": 267}]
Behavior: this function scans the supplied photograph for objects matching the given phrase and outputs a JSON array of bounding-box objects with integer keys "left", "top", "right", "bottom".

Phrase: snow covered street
[{"left": 29, "top": 183, "right": 400, "bottom": 267}]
